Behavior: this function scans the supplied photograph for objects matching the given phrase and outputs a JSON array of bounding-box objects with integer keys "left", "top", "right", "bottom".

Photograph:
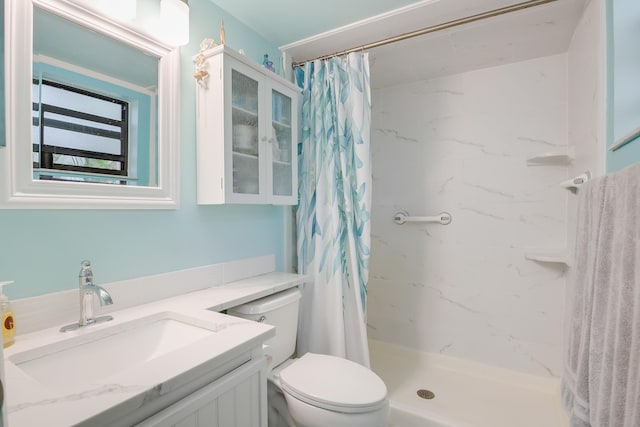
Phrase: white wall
[
  {"left": 568, "top": 0, "right": 606, "bottom": 178},
  {"left": 368, "top": 54, "right": 570, "bottom": 376},
  {"left": 566, "top": 0, "right": 607, "bottom": 261}
]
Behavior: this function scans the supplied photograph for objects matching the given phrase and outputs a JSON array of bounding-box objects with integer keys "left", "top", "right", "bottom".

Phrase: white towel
[{"left": 562, "top": 162, "right": 640, "bottom": 427}]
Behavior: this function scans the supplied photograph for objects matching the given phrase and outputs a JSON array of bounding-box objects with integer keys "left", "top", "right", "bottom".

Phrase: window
[{"left": 32, "top": 78, "right": 130, "bottom": 184}]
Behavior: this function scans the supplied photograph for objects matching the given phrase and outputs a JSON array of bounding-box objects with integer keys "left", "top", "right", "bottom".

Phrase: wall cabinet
[
  {"left": 136, "top": 358, "right": 267, "bottom": 427},
  {"left": 195, "top": 46, "right": 300, "bottom": 205}
]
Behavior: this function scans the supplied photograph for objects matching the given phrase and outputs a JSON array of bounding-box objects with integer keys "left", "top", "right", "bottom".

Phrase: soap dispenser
[{"left": 0, "top": 282, "right": 15, "bottom": 348}]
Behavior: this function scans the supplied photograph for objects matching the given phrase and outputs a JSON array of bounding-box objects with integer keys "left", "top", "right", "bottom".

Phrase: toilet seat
[
  {"left": 269, "top": 357, "right": 298, "bottom": 386},
  {"left": 279, "top": 353, "right": 387, "bottom": 414}
]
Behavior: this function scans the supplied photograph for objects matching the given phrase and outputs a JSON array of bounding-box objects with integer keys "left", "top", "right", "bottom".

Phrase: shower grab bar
[{"left": 394, "top": 211, "right": 452, "bottom": 225}]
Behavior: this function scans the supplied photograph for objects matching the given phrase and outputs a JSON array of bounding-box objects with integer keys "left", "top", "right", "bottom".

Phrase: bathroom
[{"left": 1, "top": 0, "right": 639, "bottom": 426}]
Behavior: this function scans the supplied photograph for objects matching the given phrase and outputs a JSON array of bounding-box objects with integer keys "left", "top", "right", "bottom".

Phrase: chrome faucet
[{"left": 60, "top": 260, "right": 114, "bottom": 332}]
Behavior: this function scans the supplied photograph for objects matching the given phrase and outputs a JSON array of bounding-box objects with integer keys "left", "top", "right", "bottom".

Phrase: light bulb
[{"left": 160, "top": 0, "right": 189, "bottom": 46}]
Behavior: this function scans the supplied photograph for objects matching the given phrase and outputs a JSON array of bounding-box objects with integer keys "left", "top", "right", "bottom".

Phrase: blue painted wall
[
  {"left": 607, "top": 0, "right": 640, "bottom": 172},
  {"left": 0, "top": 0, "right": 286, "bottom": 299},
  {"left": 0, "top": 1, "right": 4, "bottom": 147}
]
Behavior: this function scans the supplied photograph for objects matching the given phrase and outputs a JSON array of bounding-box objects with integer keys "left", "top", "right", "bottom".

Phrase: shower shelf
[
  {"left": 526, "top": 153, "right": 574, "bottom": 166},
  {"left": 524, "top": 250, "right": 571, "bottom": 267},
  {"left": 526, "top": 147, "right": 574, "bottom": 166}
]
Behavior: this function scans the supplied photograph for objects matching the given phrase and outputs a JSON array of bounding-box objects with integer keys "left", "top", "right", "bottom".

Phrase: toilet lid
[{"left": 279, "top": 353, "right": 388, "bottom": 414}]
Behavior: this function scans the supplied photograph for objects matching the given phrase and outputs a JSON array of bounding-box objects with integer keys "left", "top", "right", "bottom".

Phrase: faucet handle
[
  {"left": 80, "top": 260, "right": 92, "bottom": 275},
  {"left": 79, "top": 260, "right": 94, "bottom": 287}
]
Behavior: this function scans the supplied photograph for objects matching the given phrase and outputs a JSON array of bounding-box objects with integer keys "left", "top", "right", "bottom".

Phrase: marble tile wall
[
  {"left": 368, "top": 54, "right": 570, "bottom": 376},
  {"left": 566, "top": 0, "right": 607, "bottom": 262}
]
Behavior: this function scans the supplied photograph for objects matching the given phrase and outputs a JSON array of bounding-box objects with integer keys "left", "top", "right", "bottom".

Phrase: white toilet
[{"left": 228, "top": 287, "right": 389, "bottom": 427}]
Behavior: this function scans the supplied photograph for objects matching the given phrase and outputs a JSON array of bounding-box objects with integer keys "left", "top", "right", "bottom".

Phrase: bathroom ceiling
[
  {"left": 367, "top": 0, "right": 588, "bottom": 87},
  {"left": 210, "top": 0, "right": 588, "bottom": 88},
  {"left": 208, "top": 0, "right": 423, "bottom": 47}
]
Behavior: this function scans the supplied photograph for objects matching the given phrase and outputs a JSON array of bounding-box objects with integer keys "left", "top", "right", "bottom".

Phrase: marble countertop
[{"left": 4, "top": 272, "right": 306, "bottom": 427}]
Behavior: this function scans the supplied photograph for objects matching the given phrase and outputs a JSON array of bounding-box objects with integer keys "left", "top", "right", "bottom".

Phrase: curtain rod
[{"left": 292, "top": 0, "right": 559, "bottom": 68}]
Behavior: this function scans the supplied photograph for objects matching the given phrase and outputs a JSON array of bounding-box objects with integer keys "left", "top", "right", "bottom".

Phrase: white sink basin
[{"left": 9, "top": 312, "right": 217, "bottom": 391}]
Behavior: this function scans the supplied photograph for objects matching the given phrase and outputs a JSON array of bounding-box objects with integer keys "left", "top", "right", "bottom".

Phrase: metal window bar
[
  {"left": 38, "top": 174, "right": 128, "bottom": 186},
  {"left": 32, "top": 79, "right": 129, "bottom": 178}
]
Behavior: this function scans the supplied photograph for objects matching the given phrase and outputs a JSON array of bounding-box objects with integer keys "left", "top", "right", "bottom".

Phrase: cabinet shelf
[
  {"left": 524, "top": 250, "right": 571, "bottom": 267},
  {"left": 273, "top": 160, "right": 292, "bottom": 166},
  {"left": 233, "top": 151, "right": 259, "bottom": 160},
  {"left": 272, "top": 119, "right": 291, "bottom": 129},
  {"left": 232, "top": 105, "right": 258, "bottom": 118}
]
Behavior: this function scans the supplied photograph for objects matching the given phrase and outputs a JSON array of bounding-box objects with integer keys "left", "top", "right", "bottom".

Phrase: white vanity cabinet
[
  {"left": 137, "top": 357, "right": 267, "bottom": 427},
  {"left": 195, "top": 46, "right": 299, "bottom": 205}
]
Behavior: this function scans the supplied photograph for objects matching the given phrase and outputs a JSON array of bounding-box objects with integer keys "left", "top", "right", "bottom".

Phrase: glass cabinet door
[
  {"left": 231, "top": 69, "right": 260, "bottom": 195},
  {"left": 271, "top": 89, "right": 293, "bottom": 197}
]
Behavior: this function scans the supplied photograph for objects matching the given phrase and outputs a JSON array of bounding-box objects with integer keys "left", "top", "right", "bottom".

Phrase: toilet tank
[{"left": 227, "top": 287, "right": 301, "bottom": 368}]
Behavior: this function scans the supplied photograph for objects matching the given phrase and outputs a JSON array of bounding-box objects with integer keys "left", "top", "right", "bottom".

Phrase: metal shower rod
[{"left": 292, "top": 0, "right": 559, "bottom": 67}]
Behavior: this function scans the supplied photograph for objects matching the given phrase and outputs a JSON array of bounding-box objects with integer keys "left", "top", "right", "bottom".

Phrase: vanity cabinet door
[
  {"left": 195, "top": 46, "right": 299, "bottom": 205},
  {"left": 136, "top": 358, "right": 267, "bottom": 427}
]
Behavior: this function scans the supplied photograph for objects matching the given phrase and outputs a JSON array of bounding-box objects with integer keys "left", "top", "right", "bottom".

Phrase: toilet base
[
  {"left": 283, "top": 390, "right": 389, "bottom": 427},
  {"left": 267, "top": 381, "right": 297, "bottom": 427}
]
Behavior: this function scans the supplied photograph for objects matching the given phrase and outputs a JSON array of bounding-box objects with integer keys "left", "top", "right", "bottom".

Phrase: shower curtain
[{"left": 295, "top": 53, "right": 372, "bottom": 367}]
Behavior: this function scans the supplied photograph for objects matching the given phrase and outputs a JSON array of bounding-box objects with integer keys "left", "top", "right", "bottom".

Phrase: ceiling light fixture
[{"left": 160, "top": 0, "right": 189, "bottom": 46}]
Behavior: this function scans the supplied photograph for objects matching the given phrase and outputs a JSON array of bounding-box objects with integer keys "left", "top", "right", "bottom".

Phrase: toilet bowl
[{"left": 228, "top": 288, "right": 389, "bottom": 427}]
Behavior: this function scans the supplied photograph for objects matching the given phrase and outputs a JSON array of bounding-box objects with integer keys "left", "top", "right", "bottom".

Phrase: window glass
[{"left": 33, "top": 79, "right": 128, "bottom": 180}]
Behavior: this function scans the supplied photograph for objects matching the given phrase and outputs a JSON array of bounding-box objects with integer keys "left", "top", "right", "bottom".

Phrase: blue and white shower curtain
[{"left": 296, "top": 53, "right": 372, "bottom": 367}]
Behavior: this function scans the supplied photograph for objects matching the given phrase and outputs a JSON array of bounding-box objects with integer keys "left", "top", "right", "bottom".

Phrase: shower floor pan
[{"left": 369, "top": 339, "right": 568, "bottom": 427}]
